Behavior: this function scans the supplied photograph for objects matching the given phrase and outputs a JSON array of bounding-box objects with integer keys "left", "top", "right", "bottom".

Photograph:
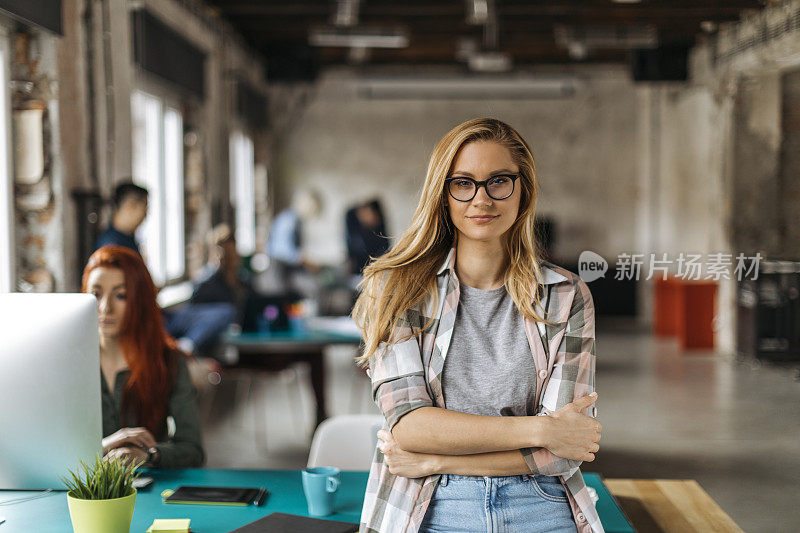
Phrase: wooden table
[{"left": 605, "top": 479, "right": 744, "bottom": 533}]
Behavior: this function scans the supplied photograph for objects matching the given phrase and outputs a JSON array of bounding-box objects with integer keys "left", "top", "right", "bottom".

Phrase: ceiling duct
[
  {"left": 333, "top": 0, "right": 359, "bottom": 27},
  {"left": 358, "top": 76, "right": 577, "bottom": 100},
  {"left": 465, "top": 0, "right": 489, "bottom": 25}
]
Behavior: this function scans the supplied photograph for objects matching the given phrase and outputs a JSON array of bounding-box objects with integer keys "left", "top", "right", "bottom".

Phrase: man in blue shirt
[
  {"left": 266, "top": 189, "right": 322, "bottom": 292},
  {"left": 94, "top": 182, "right": 148, "bottom": 254}
]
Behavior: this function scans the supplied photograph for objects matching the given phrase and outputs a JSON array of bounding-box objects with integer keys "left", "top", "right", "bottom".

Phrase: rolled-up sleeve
[
  {"left": 368, "top": 313, "right": 433, "bottom": 429},
  {"left": 521, "top": 278, "right": 596, "bottom": 477}
]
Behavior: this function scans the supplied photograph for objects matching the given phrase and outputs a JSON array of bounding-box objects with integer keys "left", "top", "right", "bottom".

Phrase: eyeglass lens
[{"left": 448, "top": 176, "right": 515, "bottom": 201}]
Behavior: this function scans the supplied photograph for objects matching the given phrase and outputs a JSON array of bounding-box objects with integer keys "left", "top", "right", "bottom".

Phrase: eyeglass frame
[{"left": 444, "top": 174, "right": 520, "bottom": 202}]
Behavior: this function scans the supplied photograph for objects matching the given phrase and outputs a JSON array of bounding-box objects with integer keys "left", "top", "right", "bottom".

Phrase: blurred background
[{"left": 1, "top": 1, "right": 799, "bottom": 531}]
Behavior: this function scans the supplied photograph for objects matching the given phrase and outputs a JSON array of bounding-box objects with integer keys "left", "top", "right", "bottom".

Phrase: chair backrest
[{"left": 307, "top": 414, "right": 385, "bottom": 471}]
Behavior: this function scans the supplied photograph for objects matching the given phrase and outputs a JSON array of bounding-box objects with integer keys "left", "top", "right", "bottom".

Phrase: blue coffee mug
[{"left": 302, "top": 467, "right": 341, "bottom": 516}]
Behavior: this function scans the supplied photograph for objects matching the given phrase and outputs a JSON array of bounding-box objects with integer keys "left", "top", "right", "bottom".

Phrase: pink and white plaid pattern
[{"left": 361, "top": 248, "right": 603, "bottom": 533}]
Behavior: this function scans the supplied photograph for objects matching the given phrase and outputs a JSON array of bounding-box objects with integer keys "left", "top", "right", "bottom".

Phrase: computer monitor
[{"left": 0, "top": 293, "right": 102, "bottom": 490}]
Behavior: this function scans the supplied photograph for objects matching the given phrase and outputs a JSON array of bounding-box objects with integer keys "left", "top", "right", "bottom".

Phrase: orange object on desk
[{"left": 654, "top": 277, "right": 717, "bottom": 350}]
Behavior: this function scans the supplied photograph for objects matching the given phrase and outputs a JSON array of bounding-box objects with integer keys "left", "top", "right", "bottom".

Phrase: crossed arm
[
  {"left": 371, "top": 279, "right": 599, "bottom": 479},
  {"left": 380, "top": 394, "right": 600, "bottom": 478}
]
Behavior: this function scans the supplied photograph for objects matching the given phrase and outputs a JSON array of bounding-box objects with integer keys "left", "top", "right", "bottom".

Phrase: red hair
[{"left": 82, "top": 245, "right": 181, "bottom": 435}]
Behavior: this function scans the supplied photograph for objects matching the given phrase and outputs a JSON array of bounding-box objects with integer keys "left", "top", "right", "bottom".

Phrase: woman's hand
[
  {"left": 377, "top": 430, "right": 438, "bottom": 478},
  {"left": 103, "top": 446, "right": 147, "bottom": 467},
  {"left": 542, "top": 393, "right": 602, "bottom": 462},
  {"left": 102, "top": 427, "right": 156, "bottom": 455}
]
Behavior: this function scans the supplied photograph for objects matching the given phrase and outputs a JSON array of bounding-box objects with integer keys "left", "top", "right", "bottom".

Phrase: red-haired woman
[{"left": 83, "top": 245, "right": 204, "bottom": 468}]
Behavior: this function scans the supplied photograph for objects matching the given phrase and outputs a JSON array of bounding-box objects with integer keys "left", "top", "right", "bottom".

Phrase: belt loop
[{"left": 440, "top": 474, "right": 448, "bottom": 486}]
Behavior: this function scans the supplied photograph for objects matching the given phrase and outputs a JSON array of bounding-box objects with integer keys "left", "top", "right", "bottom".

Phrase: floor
[{"left": 200, "top": 321, "right": 800, "bottom": 533}]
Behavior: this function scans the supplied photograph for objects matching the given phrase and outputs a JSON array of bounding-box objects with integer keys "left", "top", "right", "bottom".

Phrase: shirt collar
[{"left": 435, "top": 247, "right": 567, "bottom": 285}]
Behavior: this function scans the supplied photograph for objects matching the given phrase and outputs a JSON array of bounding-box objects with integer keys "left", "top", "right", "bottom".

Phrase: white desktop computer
[{"left": 0, "top": 293, "right": 102, "bottom": 489}]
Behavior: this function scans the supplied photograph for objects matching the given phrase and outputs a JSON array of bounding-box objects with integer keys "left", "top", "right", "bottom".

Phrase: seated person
[
  {"left": 94, "top": 182, "right": 148, "bottom": 255},
  {"left": 83, "top": 245, "right": 205, "bottom": 468},
  {"left": 166, "top": 224, "right": 250, "bottom": 358}
]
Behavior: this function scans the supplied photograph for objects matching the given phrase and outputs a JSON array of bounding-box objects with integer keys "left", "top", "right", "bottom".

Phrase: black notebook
[
  {"left": 163, "top": 486, "right": 266, "bottom": 506},
  {"left": 228, "top": 512, "right": 358, "bottom": 533}
]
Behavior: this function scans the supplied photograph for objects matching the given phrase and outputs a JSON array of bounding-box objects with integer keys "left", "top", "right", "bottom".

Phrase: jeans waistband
[{"left": 439, "top": 474, "right": 553, "bottom": 486}]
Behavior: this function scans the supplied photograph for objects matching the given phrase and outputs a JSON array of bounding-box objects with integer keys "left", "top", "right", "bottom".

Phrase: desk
[
  {"left": 0, "top": 470, "right": 632, "bottom": 532},
  {"left": 604, "top": 479, "right": 744, "bottom": 533},
  {"left": 225, "top": 328, "right": 362, "bottom": 426}
]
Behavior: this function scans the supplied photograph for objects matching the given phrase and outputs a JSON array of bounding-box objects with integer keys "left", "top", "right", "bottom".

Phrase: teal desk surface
[
  {"left": 0, "top": 470, "right": 633, "bottom": 533},
  {"left": 225, "top": 330, "right": 361, "bottom": 346}
]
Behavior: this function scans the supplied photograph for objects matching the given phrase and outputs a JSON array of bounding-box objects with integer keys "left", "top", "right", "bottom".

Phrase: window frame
[
  {"left": 0, "top": 26, "right": 14, "bottom": 293},
  {"left": 229, "top": 130, "right": 256, "bottom": 256},
  {"left": 130, "top": 87, "right": 185, "bottom": 285}
]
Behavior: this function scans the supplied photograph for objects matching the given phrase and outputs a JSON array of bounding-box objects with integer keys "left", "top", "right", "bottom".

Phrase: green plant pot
[{"left": 67, "top": 489, "right": 136, "bottom": 533}]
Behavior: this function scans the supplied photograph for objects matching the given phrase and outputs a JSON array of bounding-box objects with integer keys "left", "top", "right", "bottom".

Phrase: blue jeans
[
  {"left": 419, "top": 474, "right": 577, "bottom": 533},
  {"left": 165, "top": 302, "right": 237, "bottom": 356}
]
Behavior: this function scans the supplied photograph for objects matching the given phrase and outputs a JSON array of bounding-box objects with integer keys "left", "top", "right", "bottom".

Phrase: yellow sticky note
[{"left": 147, "top": 518, "right": 191, "bottom": 532}]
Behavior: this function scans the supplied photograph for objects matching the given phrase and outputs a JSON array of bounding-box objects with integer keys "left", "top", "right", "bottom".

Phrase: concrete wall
[{"left": 270, "top": 67, "right": 640, "bottom": 266}]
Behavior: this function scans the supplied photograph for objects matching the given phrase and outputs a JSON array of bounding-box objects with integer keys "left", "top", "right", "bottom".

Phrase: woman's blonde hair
[{"left": 352, "top": 118, "right": 550, "bottom": 362}]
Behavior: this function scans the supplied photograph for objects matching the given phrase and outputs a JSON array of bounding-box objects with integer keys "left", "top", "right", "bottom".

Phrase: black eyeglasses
[{"left": 445, "top": 174, "right": 519, "bottom": 202}]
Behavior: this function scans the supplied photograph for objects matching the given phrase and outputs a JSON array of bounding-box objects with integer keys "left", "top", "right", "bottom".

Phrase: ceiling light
[
  {"left": 567, "top": 42, "right": 588, "bottom": 61},
  {"left": 309, "top": 26, "right": 409, "bottom": 49},
  {"left": 467, "top": 51, "right": 512, "bottom": 72},
  {"left": 555, "top": 25, "right": 657, "bottom": 49},
  {"left": 700, "top": 21, "right": 718, "bottom": 33}
]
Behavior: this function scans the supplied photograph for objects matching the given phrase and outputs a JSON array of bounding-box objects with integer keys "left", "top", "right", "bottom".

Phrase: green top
[{"left": 101, "top": 353, "right": 205, "bottom": 468}]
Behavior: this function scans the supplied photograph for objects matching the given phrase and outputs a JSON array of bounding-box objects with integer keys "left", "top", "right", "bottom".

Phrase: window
[
  {"left": 229, "top": 131, "right": 255, "bottom": 256},
  {"left": 0, "top": 30, "right": 13, "bottom": 293},
  {"left": 131, "top": 90, "right": 185, "bottom": 285}
]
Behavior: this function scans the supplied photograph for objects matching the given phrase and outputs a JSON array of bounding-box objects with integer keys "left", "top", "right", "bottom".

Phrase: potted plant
[{"left": 63, "top": 456, "right": 140, "bottom": 533}]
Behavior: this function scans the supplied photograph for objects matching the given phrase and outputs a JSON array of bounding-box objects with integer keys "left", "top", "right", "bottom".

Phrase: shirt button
[
  {"left": 577, "top": 513, "right": 586, "bottom": 522},
  {"left": 538, "top": 369, "right": 548, "bottom": 379}
]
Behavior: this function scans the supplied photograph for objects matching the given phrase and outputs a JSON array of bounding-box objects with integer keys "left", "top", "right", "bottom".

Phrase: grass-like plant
[{"left": 62, "top": 455, "right": 141, "bottom": 500}]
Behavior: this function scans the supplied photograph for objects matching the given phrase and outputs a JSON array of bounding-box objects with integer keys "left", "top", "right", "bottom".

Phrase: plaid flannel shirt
[{"left": 360, "top": 248, "right": 603, "bottom": 533}]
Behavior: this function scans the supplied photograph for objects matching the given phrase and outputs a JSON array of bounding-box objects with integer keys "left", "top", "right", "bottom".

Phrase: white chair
[{"left": 307, "top": 414, "right": 385, "bottom": 471}]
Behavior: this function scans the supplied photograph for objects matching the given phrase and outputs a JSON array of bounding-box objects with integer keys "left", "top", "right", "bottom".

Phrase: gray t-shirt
[{"left": 442, "top": 283, "right": 537, "bottom": 417}]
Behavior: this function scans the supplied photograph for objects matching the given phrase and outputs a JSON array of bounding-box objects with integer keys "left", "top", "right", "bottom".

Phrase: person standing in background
[
  {"left": 94, "top": 182, "right": 149, "bottom": 255},
  {"left": 345, "top": 198, "right": 390, "bottom": 275},
  {"left": 266, "top": 189, "right": 323, "bottom": 292}
]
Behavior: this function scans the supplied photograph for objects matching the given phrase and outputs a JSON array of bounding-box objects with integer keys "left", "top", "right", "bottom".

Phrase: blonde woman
[{"left": 353, "top": 118, "right": 603, "bottom": 533}]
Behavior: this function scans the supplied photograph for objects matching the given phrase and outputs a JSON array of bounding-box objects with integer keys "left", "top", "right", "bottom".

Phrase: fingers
[
  {"left": 570, "top": 392, "right": 598, "bottom": 411},
  {"left": 584, "top": 452, "right": 595, "bottom": 462},
  {"left": 128, "top": 428, "right": 157, "bottom": 449},
  {"left": 108, "top": 428, "right": 156, "bottom": 451},
  {"left": 377, "top": 430, "right": 392, "bottom": 455}
]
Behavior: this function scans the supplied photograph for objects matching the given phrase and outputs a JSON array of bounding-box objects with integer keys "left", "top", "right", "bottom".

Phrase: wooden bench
[{"left": 605, "top": 479, "right": 744, "bottom": 533}]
